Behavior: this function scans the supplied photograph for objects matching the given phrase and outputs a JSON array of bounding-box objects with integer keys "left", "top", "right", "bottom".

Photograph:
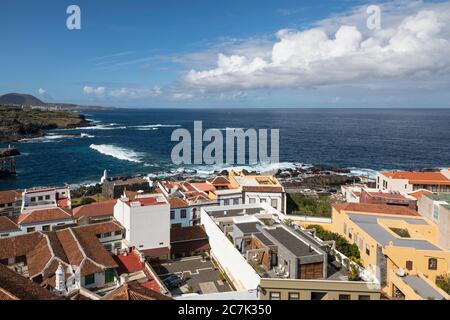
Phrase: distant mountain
[
  {"left": 0, "top": 92, "right": 115, "bottom": 111},
  {"left": 0, "top": 93, "right": 45, "bottom": 106}
]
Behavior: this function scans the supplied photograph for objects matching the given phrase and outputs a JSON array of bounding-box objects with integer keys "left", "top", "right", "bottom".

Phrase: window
[
  {"left": 223, "top": 199, "right": 230, "bottom": 206},
  {"left": 0, "top": 204, "right": 4, "bottom": 208},
  {"left": 96, "top": 234, "right": 101, "bottom": 238},
  {"left": 38, "top": 196, "right": 43, "bottom": 201},
  {"left": 343, "top": 223, "right": 347, "bottom": 235},
  {"left": 180, "top": 209, "right": 187, "bottom": 219},
  {"left": 104, "top": 244, "right": 112, "bottom": 251},
  {"left": 269, "top": 292, "right": 281, "bottom": 300},
  {"left": 170, "top": 211, "right": 175, "bottom": 220},
  {"left": 249, "top": 198, "right": 256, "bottom": 204},
  {"left": 260, "top": 198, "right": 266, "bottom": 203},
  {"left": 311, "top": 292, "right": 327, "bottom": 300},
  {"left": 365, "top": 245, "right": 370, "bottom": 256},
  {"left": 358, "top": 295, "right": 371, "bottom": 300},
  {"left": 103, "top": 232, "right": 112, "bottom": 238},
  {"left": 233, "top": 198, "right": 240, "bottom": 205},
  {"left": 27, "top": 227, "right": 35, "bottom": 233},
  {"left": 433, "top": 204, "right": 440, "bottom": 221},
  {"left": 339, "top": 294, "right": 351, "bottom": 300},
  {"left": 45, "top": 195, "right": 50, "bottom": 200},
  {"left": 288, "top": 292, "right": 299, "bottom": 300},
  {"left": 42, "top": 225, "right": 51, "bottom": 231},
  {"left": 428, "top": 258, "right": 438, "bottom": 270},
  {"left": 114, "top": 242, "right": 122, "bottom": 250},
  {"left": 84, "top": 274, "right": 95, "bottom": 285},
  {"left": 406, "top": 260, "right": 413, "bottom": 271},
  {"left": 271, "top": 199, "right": 278, "bottom": 208},
  {"left": 30, "top": 197, "right": 36, "bottom": 202},
  {"left": 114, "top": 230, "right": 122, "bottom": 236}
]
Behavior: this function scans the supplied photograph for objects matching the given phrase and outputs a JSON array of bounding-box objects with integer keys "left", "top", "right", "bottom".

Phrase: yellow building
[{"left": 331, "top": 203, "right": 449, "bottom": 300}]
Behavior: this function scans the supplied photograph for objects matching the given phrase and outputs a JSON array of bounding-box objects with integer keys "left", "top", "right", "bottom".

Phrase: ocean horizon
[{"left": 1, "top": 107, "right": 450, "bottom": 190}]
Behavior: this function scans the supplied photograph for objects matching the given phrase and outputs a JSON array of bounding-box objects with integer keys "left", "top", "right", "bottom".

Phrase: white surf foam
[{"left": 89, "top": 144, "right": 144, "bottom": 163}]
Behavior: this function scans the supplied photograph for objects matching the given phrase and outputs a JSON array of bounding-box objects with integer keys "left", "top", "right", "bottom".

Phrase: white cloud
[
  {"left": 38, "top": 88, "right": 46, "bottom": 95},
  {"left": 184, "top": 1, "right": 450, "bottom": 92},
  {"left": 109, "top": 86, "right": 162, "bottom": 100},
  {"left": 83, "top": 86, "right": 106, "bottom": 98}
]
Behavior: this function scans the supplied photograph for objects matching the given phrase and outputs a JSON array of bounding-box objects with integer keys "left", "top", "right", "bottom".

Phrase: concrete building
[
  {"left": 331, "top": 203, "right": 449, "bottom": 300},
  {"left": 418, "top": 193, "right": 450, "bottom": 250},
  {"left": 200, "top": 203, "right": 380, "bottom": 300},
  {"left": 228, "top": 171, "right": 286, "bottom": 213},
  {"left": 21, "top": 186, "right": 71, "bottom": 212},
  {"left": 114, "top": 193, "right": 171, "bottom": 260},
  {"left": 0, "top": 190, "right": 22, "bottom": 217},
  {"left": 102, "top": 176, "right": 153, "bottom": 199},
  {"left": 376, "top": 169, "right": 450, "bottom": 193},
  {"left": 168, "top": 197, "right": 191, "bottom": 228}
]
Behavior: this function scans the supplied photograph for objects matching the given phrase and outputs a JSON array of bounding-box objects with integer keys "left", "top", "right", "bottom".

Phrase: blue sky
[{"left": 1, "top": 0, "right": 450, "bottom": 108}]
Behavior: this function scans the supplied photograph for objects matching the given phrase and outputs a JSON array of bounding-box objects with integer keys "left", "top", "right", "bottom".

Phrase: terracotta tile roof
[
  {"left": 26, "top": 236, "right": 54, "bottom": 278},
  {"left": 0, "top": 190, "right": 21, "bottom": 205},
  {"left": 409, "top": 189, "right": 434, "bottom": 200},
  {"left": 168, "top": 196, "right": 188, "bottom": 209},
  {"left": 171, "top": 240, "right": 210, "bottom": 256},
  {"left": 207, "top": 176, "right": 230, "bottom": 185},
  {"left": 192, "top": 183, "right": 216, "bottom": 192},
  {"left": 381, "top": 171, "right": 450, "bottom": 185},
  {"left": 0, "top": 216, "right": 20, "bottom": 232},
  {"left": 103, "top": 281, "right": 172, "bottom": 300},
  {"left": 0, "top": 232, "right": 45, "bottom": 260},
  {"left": 18, "top": 207, "right": 73, "bottom": 225},
  {"left": 74, "top": 220, "right": 124, "bottom": 236},
  {"left": 56, "top": 229, "right": 84, "bottom": 266},
  {"left": 170, "top": 225, "right": 209, "bottom": 243},
  {"left": 333, "top": 202, "right": 418, "bottom": 216},
  {"left": 0, "top": 264, "right": 63, "bottom": 300},
  {"left": 140, "top": 247, "right": 170, "bottom": 257},
  {"left": 71, "top": 228, "right": 118, "bottom": 275}
]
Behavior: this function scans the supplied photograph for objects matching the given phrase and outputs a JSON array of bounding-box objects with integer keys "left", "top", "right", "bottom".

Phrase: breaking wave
[{"left": 89, "top": 144, "right": 144, "bottom": 163}]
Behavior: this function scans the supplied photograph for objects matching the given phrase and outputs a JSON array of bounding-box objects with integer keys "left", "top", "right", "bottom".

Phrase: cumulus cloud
[
  {"left": 184, "top": 1, "right": 450, "bottom": 92},
  {"left": 38, "top": 88, "right": 46, "bottom": 95},
  {"left": 83, "top": 86, "right": 106, "bottom": 98}
]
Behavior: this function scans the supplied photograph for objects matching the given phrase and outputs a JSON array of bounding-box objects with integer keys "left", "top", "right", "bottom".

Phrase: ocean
[{"left": 1, "top": 108, "right": 450, "bottom": 190}]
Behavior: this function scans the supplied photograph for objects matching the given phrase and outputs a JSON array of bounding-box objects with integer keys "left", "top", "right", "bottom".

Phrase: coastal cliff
[{"left": 0, "top": 105, "right": 92, "bottom": 142}]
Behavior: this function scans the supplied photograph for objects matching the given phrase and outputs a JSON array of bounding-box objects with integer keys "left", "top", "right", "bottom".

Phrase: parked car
[{"left": 163, "top": 274, "right": 184, "bottom": 289}]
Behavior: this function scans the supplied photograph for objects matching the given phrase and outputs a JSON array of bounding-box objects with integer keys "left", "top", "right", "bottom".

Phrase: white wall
[
  {"left": 200, "top": 209, "right": 260, "bottom": 291},
  {"left": 114, "top": 198, "right": 170, "bottom": 251}
]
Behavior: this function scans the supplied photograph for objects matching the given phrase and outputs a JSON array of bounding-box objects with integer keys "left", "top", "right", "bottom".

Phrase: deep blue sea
[{"left": 1, "top": 108, "right": 450, "bottom": 190}]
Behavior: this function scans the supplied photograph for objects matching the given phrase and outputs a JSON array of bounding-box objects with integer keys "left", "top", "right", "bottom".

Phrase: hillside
[
  {"left": 0, "top": 93, "right": 115, "bottom": 111},
  {"left": 0, "top": 105, "right": 92, "bottom": 142},
  {"left": 0, "top": 93, "right": 45, "bottom": 106}
]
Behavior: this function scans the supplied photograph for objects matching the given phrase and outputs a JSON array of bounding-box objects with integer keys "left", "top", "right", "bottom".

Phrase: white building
[
  {"left": 376, "top": 169, "right": 450, "bottom": 193},
  {"left": 114, "top": 193, "right": 171, "bottom": 258},
  {"left": 21, "top": 186, "right": 71, "bottom": 212}
]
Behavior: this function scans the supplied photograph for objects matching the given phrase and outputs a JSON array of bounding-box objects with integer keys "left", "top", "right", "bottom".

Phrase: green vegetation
[
  {"left": 389, "top": 227, "right": 411, "bottom": 238},
  {"left": 0, "top": 105, "right": 90, "bottom": 142},
  {"left": 308, "top": 224, "right": 360, "bottom": 259},
  {"left": 436, "top": 273, "right": 450, "bottom": 294},
  {"left": 71, "top": 194, "right": 106, "bottom": 208},
  {"left": 287, "top": 193, "right": 332, "bottom": 217},
  {"left": 347, "top": 257, "right": 363, "bottom": 281}
]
